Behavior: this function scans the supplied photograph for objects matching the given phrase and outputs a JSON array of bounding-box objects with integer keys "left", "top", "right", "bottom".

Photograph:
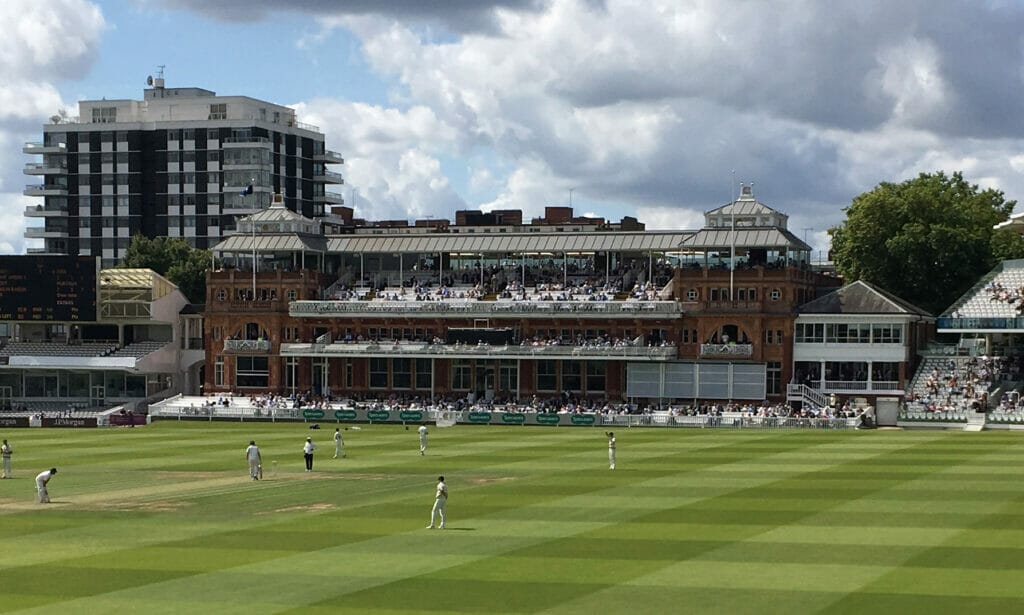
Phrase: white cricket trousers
[{"left": 430, "top": 497, "right": 447, "bottom": 527}]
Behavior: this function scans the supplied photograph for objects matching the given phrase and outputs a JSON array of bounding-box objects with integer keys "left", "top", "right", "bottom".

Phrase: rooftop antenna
[{"left": 154, "top": 65, "right": 166, "bottom": 89}]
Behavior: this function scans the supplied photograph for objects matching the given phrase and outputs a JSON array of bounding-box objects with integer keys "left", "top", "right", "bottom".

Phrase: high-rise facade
[{"left": 23, "top": 80, "right": 344, "bottom": 267}]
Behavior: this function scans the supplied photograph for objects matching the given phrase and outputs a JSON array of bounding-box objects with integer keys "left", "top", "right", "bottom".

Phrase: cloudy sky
[{"left": 4, "top": 0, "right": 1024, "bottom": 257}]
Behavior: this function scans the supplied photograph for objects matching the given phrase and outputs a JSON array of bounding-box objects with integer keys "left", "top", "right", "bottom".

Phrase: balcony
[
  {"left": 24, "top": 184, "right": 68, "bottom": 197},
  {"left": 222, "top": 137, "right": 272, "bottom": 147},
  {"left": 313, "top": 170, "right": 345, "bottom": 184},
  {"left": 800, "top": 380, "right": 904, "bottom": 394},
  {"left": 24, "top": 204, "right": 67, "bottom": 217},
  {"left": 289, "top": 299, "right": 683, "bottom": 319},
  {"left": 280, "top": 341, "right": 678, "bottom": 361},
  {"left": 315, "top": 191, "right": 345, "bottom": 204},
  {"left": 24, "top": 162, "right": 67, "bottom": 175},
  {"left": 23, "top": 142, "right": 66, "bottom": 155},
  {"left": 316, "top": 150, "right": 345, "bottom": 164},
  {"left": 224, "top": 339, "right": 271, "bottom": 353},
  {"left": 699, "top": 343, "right": 753, "bottom": 357},
  {"left": 24, "top": 226, "right": 69, "bottom": 239}
]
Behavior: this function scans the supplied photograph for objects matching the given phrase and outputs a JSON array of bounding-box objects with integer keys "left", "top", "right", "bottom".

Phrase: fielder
[
  {"left": 426, "top": 475, "right": 447, "bottom": 529},
  {"left": 35, "top": 467, "right": 57, "bottom": 503},
  {"left": 246, "top": 440, "right": 262, "bottom": 480},
  {"left": 418, "top": 423, "right": 428, "bottom": 455},
  {"left": 333, "top": 428, "right": 345, "bottom": 458},
  {"left": 1, "top": 439, "right": 11, "bottom": 478},
  {"left": 606, "top": 431, "right": 616, "bottom": 470}
]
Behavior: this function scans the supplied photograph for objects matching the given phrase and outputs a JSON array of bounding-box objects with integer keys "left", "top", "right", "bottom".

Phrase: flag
[{"left": 240, "top": 184, "right": 254, "bottom": 196}]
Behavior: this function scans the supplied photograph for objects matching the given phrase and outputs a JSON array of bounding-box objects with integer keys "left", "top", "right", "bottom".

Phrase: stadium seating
[
  {"left": 0, "top": 341, "right": 118, "bottom": 357},
  {"left": 946, "top": 265, "right": 1024, "bottom": 318},
  {"left": 110, "top": 341, "right": 169, "bottom": 357}
]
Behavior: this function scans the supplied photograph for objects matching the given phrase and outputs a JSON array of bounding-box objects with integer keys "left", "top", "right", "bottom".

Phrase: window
[
  {"left": 236, "top": 356, "right": 268, "bottom": 388},
  {"left": 209, "top": 103, "right": 227, "bottom": 120},
  {"left": 92, "top": 107, "right": 117, "bottom": 123},
  {"left": 795, "top": 323, "right": 824, "bottom": 343},
  {"left": 216, "top": 289, "right": 226, "bottom": 301},
  {"left": 392, "top": 358, "right": 412, "bottom": 389},
  {"left": 214, "top": 356, "right": 224, "bottom": 386},
  {"left": 452, "top": 359, "right": 471, "bottom": 390},
  {"left": 416, "top": 359, "right": 432, "bottom": 390},
  {"left": 775, "top": 329, "right": 783, "bottom": 344},
  {"left": 287, "top": 289, "right": 297, "bottom": 300},
  {"left": 537, "top": 360, "right": 557, "bottom": 391},
  {"left": 369, "top": 357, "right": 388, "bottom": 389},
  {"left": 769, "top": 288, "right": 781, "bottom": 301},
  {"left": 767, "top": 361, "right": 782, "bottom": 395},
  {"left": 561, "top": 360, "right": 585, "bottom": 388},
  {"left": 686, "top": 288, "right": 698, "bottom": 301},
  {"left": 585, "top": 362, "right": 606, "bottom": 393},
  {"left": 499, "top": 360, "right": 517, "bottom": 392},
  {"left": 284, "top": 357, "right": 297, "bottom": 391},
  {"left": 872, "top": 324, "right": 902, "bottom": 344}
]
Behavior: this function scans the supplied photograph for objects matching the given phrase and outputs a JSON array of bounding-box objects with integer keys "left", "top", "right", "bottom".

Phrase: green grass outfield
[{"left": 2, "top": 423, "right": 1024, "bottom": 614}]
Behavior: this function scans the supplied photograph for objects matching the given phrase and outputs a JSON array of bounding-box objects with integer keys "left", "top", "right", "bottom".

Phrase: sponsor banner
[
  {"left": 468, "top": 412, "right": 493, "bottom": 424},
  {"left": 570, "top": 414, "right": 597, "bottom": 426},
  {"left": 0, "top": 416, "right": 29, "bottom": 427},
  {"left": 109, "top": 414, "right": 146, "bottom": 426},
  {"left": 302, "top": 409, "right": 325, "bottom": 420},
  {"left": 334, "top": 409, "right": 358, "bottom": 421},
  {"left": 534, "top": 413, "right": 561, "bottom": 426},
  {"left": 41, "top": 417, "right": 97, "bottom": 428},
  {"left": 500, "top": 412, "right": 526, "bottom": 424},
  {"left": 399, "top": 410, "right": 423, "bottom": 422},
  {"left": 367, "top": 409, "right": 390, "bottom": 422}
]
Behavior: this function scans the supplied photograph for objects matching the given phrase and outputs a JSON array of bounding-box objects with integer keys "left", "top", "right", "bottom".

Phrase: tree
[
  {"left": 120, "top": 235, "right": 216, "bottom": 303},
  {"left": 829, "top": 171, "right": 1016, "bottom": 315}
]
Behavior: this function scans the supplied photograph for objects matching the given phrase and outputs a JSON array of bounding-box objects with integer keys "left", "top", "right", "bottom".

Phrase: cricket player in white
[
  {"left": 606, "top": 431, "right": 616, "bottom": 469},
  {"left": 426, "top": 475, "right": 447, "bottom": 529},
  {"left": 245, "top": 440, "right": 262, "bottom": 480},
  {"left": 418, "top": 423, "right": 428, "bottom": 455},
  {"left": 36, "top": 467, "right": 57, "bottom": 503},
  {"left": 333, "top": 428, "right": 345, "bottom": 458},
  {"left": 1, "top": 439, "right": 11, "bottom": 478}
]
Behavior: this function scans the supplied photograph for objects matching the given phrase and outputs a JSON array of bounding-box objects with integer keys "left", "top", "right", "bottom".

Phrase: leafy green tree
[
  {"left": 991, "top": 227, "right": 1024, "bottom": 262},
  {"left": 120, "top": 235, "right": 216, "bottom": 303},
  {"left": 829, "top": 171, "right": 1016, "bottom": 315}
]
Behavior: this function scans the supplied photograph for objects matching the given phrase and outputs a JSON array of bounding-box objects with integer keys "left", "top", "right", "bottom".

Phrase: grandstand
[{"left": 0, "top": 261, "right": 205, "bottom": 412}]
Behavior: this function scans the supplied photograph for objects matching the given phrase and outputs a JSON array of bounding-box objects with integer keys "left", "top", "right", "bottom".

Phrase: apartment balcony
[
  {"left": 222, "top": 137, "right": 272, "bottom": 148},
  {"left": 315, "top": 191, "right": 345, "bottom": 204},
  {"left": 222, "top": 161, "right": 272, "bottom": 171},
  {"left": 313, "top": 170, "right": 345, "bottom": 184},
  {"left": 223, "top": 339, "right": 271, "bottom": 353},
  {"left": 699, "top": 343, "right": 754, "bottom": 357},
  {"left": 23, "top": 142, "right": 66, "bottom": 155},
  {"left": 24, "top": 226, "right": 69, "bottom": 239},
  {"left": 24, "top": 204, "right": 67, "bottom": 217},
  {"left": 24, "top": 184, "right": 68, "bottom": 197},
  {"left": 316, "top": 150, "right": 345, "bottom": 164},
  {"left": 24, "top": 162, "right": 67, "bottom": 175}
]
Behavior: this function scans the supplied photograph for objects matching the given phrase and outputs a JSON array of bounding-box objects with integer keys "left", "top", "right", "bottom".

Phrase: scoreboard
[{"left": 0, "top": 256, "right": 98, "bottom": 322}]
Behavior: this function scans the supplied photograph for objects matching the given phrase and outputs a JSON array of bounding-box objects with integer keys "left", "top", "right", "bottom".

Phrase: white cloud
[
  {"left": 0, "top": 0, "right": 105, "bottom": 255},
  {"left": 293, "top": 99, "right": 466, "bottom": 221},
  {"left": 26, "top": 0, "right": 1024, "bottom": 252}
]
